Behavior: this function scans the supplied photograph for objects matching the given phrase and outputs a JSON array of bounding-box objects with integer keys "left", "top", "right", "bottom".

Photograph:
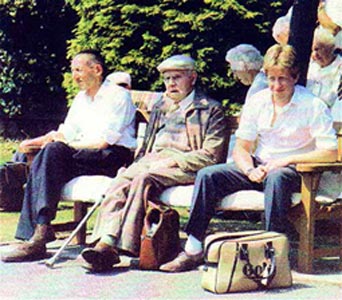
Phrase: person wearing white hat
[
  {"left": 272, "top": 15, "right": 291, "bottom": 45},
  {"left": 80, "top": 54, "right": 229, "bottom": 272},
  {"left": 106, "top": 71, "right": 132, "bottom": 89}
]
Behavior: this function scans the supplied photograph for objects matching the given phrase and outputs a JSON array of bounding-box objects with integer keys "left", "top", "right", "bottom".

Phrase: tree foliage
[
  {"left": 65, "top": 0, "right": 287, "bottom": 104},
  {"left": 0, "top": 0, "right": 290, "bottom": 126},
  {"left": 0, "top": 0, "right": 77, "bottom": 120}
]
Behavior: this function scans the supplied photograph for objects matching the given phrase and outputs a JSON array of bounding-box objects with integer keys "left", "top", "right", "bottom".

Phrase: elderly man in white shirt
[
  {"left": 1, "top": 50, "right": 136, "bottom": 263},
  {"left": 160, "top": 44, "right": 337, "bottom": 273},
  {"left": 307, "top": 27, "right": 342, "bottom": 108}
]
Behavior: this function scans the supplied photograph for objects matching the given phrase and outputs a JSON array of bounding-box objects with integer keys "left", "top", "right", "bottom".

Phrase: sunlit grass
[
  {"left": 0, "top": 202, "right": 99, "bottom": 243},
  {"left": 0, "top": 137, "right": 19, "bottom": 164}
]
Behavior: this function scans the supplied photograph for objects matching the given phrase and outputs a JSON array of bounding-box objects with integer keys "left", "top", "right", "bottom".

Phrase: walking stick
[{"left": 45, "top": 195, "right": 104, "bottom": 268}]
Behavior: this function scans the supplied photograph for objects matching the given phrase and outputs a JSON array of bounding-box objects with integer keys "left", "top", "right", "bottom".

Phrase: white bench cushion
[
  {"left": 60, "top": 171, "right": 341, "bottom": 210},
  {"left": 159, "top": 185, "right": 301, "bottom": 210},
  {"left": 61, "top": 175, "right": 113, "bottom": 203}
]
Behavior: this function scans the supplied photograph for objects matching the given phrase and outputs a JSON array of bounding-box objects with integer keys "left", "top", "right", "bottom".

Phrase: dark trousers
[
  {"left": 15, "top": 141, "right": 133, "bottom": 240},
  {"left": 184, "top": 162, "right": 301, "bottom": 241}
]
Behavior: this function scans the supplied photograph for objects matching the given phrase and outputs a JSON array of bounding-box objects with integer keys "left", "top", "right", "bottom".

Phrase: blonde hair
[{"left": 263, "top": 44, "right": 300, "bottom": 79}]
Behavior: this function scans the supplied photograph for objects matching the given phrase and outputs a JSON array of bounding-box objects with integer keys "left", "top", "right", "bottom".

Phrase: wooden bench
[{"left": 55, "top": 91, "right": 342, "bottom": 273}]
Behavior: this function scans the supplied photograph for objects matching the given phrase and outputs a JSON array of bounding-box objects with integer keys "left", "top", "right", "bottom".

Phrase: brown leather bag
[{"left": 139, "top": 203, "right": 181, "bottom": 270}]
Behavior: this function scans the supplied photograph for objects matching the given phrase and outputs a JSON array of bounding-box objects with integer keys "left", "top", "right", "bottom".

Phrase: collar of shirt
[
  {"left": 264, "top": 85, "right": 300, "bottom": 115},
  {"left": 82, "top": 83, "right": 125, "bottom": 104},
  {"left": 178, "top": 90, "right": 195, "bottom": 112}
]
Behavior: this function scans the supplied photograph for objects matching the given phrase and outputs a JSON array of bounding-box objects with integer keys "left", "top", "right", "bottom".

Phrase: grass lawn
[
  {"left": 0, "top": 203, "right": 80, "bottom": 243},
  {"left": 0, "top": 137, "right": 19, "bottom": 164}
]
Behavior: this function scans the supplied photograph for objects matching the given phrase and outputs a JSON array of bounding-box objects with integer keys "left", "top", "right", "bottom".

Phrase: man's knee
[
  {"left": 196, "top": 164, "right": 222, "bottom": 182},
  {"left": 43, "top": 141, "right": 68, "bottom": 154},
  {"left": 132, "top": 172, "right": 154, "bottom": 185},
  {"left": 264, "top": 168, "right": 288, "bottom": 184}
]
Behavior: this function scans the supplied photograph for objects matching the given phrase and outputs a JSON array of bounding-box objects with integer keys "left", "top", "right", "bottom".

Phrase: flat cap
[{"left": 157, "top": 55, "right": 195, "bottom": 73}]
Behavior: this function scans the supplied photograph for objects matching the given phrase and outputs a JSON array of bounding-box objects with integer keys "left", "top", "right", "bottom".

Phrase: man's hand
[
  {"left": 18, "top": 131, "right": 63, "bottom": 152},
  {"left": 41, "top": 131, "right": 66, "bottom": 148},
  {"left": 149, "top": 158, "right": 178, "bottom": 170},
  {"left": 247, "top": 165, "right": 267, "bottom": 183},
  {"left": 247, "top": 157, "right": 291, "bottom": 183}
]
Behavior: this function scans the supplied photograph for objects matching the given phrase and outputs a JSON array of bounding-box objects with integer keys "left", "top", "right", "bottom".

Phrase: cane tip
[{"left": 45, "top": 260, "right": 55, "bottom": 268}]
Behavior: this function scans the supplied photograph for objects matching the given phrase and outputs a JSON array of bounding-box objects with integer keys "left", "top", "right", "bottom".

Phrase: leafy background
[{"left": 0, "top": 0, "right": 290, "bottom": 138}]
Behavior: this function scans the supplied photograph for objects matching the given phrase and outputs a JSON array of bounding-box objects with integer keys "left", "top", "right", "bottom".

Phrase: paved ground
[{"left": 0, "top": 239, "right": 342, "bottom": 300}]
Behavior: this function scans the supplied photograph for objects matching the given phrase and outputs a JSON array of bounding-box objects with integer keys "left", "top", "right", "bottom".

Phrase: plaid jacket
[{"left": 136, "top": 91, "right": 229, "bottom": 173}]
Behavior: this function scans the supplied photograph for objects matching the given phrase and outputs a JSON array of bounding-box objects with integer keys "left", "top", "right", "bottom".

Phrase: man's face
[
  {"left": 162, "top": 70, "right": 197, "bottom": 102},
  {"left": 267, "top": 66, "right": 298, "bottom": 103},
  {"left": 71, "top": 54, "right": 102, "bottom": 92},
  {"left": 311, "top": 41, "right": 335, "bottom": 67}
]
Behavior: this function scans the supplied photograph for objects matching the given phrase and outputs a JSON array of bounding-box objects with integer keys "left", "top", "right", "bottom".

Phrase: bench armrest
[{"left": 296, "top": 162, "right": 342, "bottom": 173}]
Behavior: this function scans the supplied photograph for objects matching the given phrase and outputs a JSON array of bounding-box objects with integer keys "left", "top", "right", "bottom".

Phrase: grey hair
[{"left": 225, "top": 44, "right": 263, "bottom": 71}]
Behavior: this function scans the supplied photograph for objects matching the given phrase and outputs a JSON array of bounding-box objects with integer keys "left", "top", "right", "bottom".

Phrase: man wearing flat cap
[{"left": 80, "top": 54, "right": 229, "bottom": 272}]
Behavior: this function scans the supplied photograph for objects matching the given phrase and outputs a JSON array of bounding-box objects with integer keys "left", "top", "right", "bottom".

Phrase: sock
[
  {"left": 99, "top": 235, "right": 116, "bottom": 247},
  {"left": 184, "top": 234, "right": 203, "bottom": 255}
]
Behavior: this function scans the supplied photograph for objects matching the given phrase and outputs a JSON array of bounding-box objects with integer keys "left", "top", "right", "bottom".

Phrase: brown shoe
[
  {"left": 1, "top": 241, "right": 47, "bottom": 262},
  {"left": 159, "top": 251, "right": 203, "bottom": 272},
  {"left": 30, "top": 224, "right": 56, "bottom": 243},
  {"left": 81, "top": 242, "right": 120, "bottom": 272}
]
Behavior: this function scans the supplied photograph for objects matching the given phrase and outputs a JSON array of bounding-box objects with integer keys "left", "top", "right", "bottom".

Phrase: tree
[
  {"left": 65, "top": 0, "right": 287, "bottom": 105},
  {"left": 0, "top": 0, "right": 77, "bottom": 135}
]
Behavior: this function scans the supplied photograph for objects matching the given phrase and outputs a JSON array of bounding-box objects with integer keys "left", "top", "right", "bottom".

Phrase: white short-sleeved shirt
[
  {"left": 58, "top": 83, "right": 137, "bottom": 149},
  {"left": 307, "top": 55, "right": 342, "bottom": 108},
  {"left": 236, "top": 85, "right": 337, "bottom": 162},
  {"left": 226, "top": 73, "right": 268, "bottom": 161}
]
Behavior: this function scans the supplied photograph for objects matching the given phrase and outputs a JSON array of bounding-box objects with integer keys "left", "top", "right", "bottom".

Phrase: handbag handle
[{"left": 240, "top": 242, "right": 276, "bottom": 286}]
